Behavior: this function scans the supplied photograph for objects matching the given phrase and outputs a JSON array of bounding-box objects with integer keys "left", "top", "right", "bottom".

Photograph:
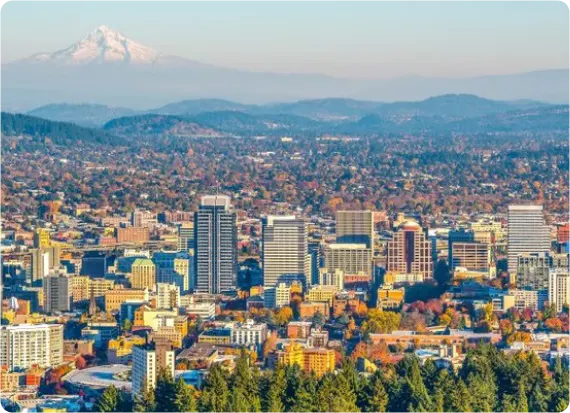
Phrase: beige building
[
  {"left": 324, "top": 243, "right": 372, "bottom": 277},
  {"left": 549, "top": 269, "right": 569, "bottom": 313},
  {"left": 318, "top": 268, "right": 345, "bottom": 290},
  {"left": 156, "top": 283, "right": 180, "bottom": 309},
  {"left": 306, "top": 285, "right": 338, "bottom": 304},
  {"left": 0, "top": 324, "right": 63, "bottom": 371},
  {"left": 451, "top": 242, "right": 494, "bottom": 277},
  {"left": 105, "top": 288, "right": 149, "bottom": 313},
  {"left": 71, "top": 277, "right": 115, "bottom": 303},
  {"left": 116, "top": 227, "right": 150, "bottom": 244},
  {"left": 130, "top": 258, "right": 156, "bottom": 290}
]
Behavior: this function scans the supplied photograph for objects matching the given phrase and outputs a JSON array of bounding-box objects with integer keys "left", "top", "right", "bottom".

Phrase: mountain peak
[{"left": 27, "top": 25, "right": 161, "bottom": 65}]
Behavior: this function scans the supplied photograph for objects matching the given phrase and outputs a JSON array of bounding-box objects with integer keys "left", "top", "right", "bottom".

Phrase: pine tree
[
  {"left": 198, "top": 363, "right": 229, "bottom": 412},
  {"left": 94, "top": 385, "right": 120, "bottom": 412},
  {"left": 292, "top": 374, "right": 318, "bottom": 412},
  {"left": 466, "top": 373, "right": 496, "bottom": 412},
  {"left": 263, "top": 365, "right": 286, "bottom": 412},
  {"left": 365, "top": 373, "right": 388, "bottom": 412},
  {"left": 516, "top": 382, "right": 528, "bottom": 413},
  {"left": 432, "top": 389, "right": 444, "bottom": 412},
  {"left": 449, "top": 379, "right": 472, "bottom": 412},
  {"left": 155, "top": 368, "right": 177, "bottom": 412},
  {"left": 133, "top": 382, "right": 156, "bottom": 413},
  {"left": 401, "top": 356, "right": 432, "bottom": 412},
  {"left": 174, "top": 378, "right": 197, "bottom": 412}
]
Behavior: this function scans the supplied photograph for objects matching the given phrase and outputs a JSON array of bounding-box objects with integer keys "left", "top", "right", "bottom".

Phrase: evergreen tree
[
  {"left": 516, "top": 382, "right": 529, "bottom": 413},
  {"left": 449, "top": 379, "right": 472, "bottom": 412},
  {"left": 94, "top": 385, "right": 120, "bottom": 412},
  {"left": 198, "top": 363, "right": 230, "bottom": 412},
  {"left": 174, "top": 378, "right": 197, "bottom": 412},
  {"left": 133, "top": 382, "right": 156, "bottom": 413},
  {"left": 155, "top": 368, "right": 177, "bottom": 412},
  {"left": 292, "top": 374, "right": 318, "bottom": 412},
  {"left": 263, "top": 365, "right": 286, "bottom": 412},
  {"left": 466, "top": 373, "right": 496, "bottom": 412},
  {"left": 401, "top": 356, "right": 432, "bottom": 412},
  {"left": 432, "top": 389, "right": 444, "bottom": 412},
  {"left": 365, "top": 373, "right": 388, "bottom": 412}
]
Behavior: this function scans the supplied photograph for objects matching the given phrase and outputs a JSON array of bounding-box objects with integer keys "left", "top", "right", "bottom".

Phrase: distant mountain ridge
[
  {"left": 25, "top": 94, "right": 552, "bottom": 127},
  {"left": 2, "top": 26, "right": 568, "bottom": 110}
]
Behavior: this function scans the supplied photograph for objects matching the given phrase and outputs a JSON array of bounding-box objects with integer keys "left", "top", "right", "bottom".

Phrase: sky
[{"left": 1, "top": 1, "right": 568, "bottom": 79}]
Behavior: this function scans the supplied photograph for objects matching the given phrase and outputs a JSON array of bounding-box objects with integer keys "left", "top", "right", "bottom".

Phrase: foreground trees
[{"left": 93, "top": 345, "right": 569, "bottom": 412}]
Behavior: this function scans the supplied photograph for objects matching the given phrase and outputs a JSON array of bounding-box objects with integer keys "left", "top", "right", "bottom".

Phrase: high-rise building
[
  {"left": 516, "top": 253, "right": 552, "bottom": 290},
  {"left": 448, "top": 229, "right": 475, "bottom": 268},
  {"left": 336, "top": 210, "right": 375, "bottom": 248},
  {"left": 194, "top": 195, "right": 237, "bottom": 294},
  {"left": 43, "top": 268, "right": 72, "bottom": 313},
  {"left": 31, "top": 246, "right": 61, "bottom": 284},
  {"left": 132, "top": 344, "right": 175, "bottom": 396},
  {"left": 386, "top": 221, "right": 433, "bottom": 281},
  {"left": 116, "top": 227, "right": 150, "bottom": 244},
  {"left": 33, "top": 228, "right": 51, "bottom": 249},
  {"left": 318, "top": 268, "right": 345, "bottom": 290},
  {"left": 451, "top": 242, "right": 493, "bottom": 276},
  {"left": 71, "top": 277, "right": 115, "bottom": 303},
  {"left": 323, "top": 243, "right": 372, "bottom": 278},
  {"left": 130, "top": 258, "right": 156, "bottom": 291},
  {"left": 507, "top": 205, "right": 551, "bottom": 274},
  {"left": 549, "top": 269, "right": 569, "bottom": 313},
  {"left": 264, "top": 283, "right": 292, "bottom": 309},
  {"left": 262, "top": 216, "right": 309, "bottom": 287},
  {"left": 131, "top": 210, "right": 158, "bottom": 228},
  {"left": 0, "top": 324, "right": 63, "bottom": 371},
  {"left": 105, "top": 288, "right": 149, "bottom": 313},
  {"left": 80, "top": 251, "right": 107, "bottom": 278}
]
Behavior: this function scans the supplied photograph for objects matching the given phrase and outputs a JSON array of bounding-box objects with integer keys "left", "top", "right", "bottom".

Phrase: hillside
[
  {"left": 102, "top": 114, "right": 225, "bottom": 138},
  {"left": 1, "top": 112, "right": 124, "bottom": 146},
  {"left": 27, "top": 103, "right": 136, "bottom": 127}
]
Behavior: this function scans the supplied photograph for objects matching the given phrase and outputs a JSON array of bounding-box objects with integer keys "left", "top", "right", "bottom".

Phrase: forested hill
[{"left": 1, "top": 112, "right": 125, "bottom": 146}]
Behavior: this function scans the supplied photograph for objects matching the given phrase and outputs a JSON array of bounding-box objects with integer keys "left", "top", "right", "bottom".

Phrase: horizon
[{"left": 2, "top": 2, "right": 568, "bottom": 79}]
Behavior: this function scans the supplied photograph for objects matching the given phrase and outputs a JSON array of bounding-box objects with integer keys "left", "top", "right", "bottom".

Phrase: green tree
[
  {"left": 434, "top": 259, "right": 451, "bottom": 286},
  {"left": 365, "top": 373, "right": 388, "bottom": 412},
  {"left": 449, "top": 379, "right": 471, "bottom": 412},
  {"left": 122, "top": 318, "right": 132, "bottom": 332},
  {"left": 94, "top": 385, "right": 120, "bottom": 412},
  {"left": 292, "top": 374, "right": 318, "bottom": 412},
  {"left": 400, "top": 356, "right": 432, "bottom": 412},
  {"left": 155, "top": 369, "right": 177, "bottom": 412},
  {"left": 174, "top": 378, "right": 197, "bottom": 412},
  {"left": 198, "top": 363, "right": 230, "bottom": 412},
  {"left": 133, "top": 382, "right": 156, "bottom": 412},
  {"left": 263, "top": 365, "right": 286, "bottom": 412}
]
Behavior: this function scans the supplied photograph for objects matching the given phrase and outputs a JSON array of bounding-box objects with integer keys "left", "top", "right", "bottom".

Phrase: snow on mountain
[{"left": 27, "top": 25, "right": 161, "bottom": 64}]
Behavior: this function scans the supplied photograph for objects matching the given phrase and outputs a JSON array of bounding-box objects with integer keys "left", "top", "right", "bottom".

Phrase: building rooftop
[{"left": 62, "top": 364, "right": 131, "bottom": 391}]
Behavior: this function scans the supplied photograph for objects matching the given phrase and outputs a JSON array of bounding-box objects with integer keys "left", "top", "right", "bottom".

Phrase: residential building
[
  {"left": 508, "top": 289, "right": 548, "bottom": 311},
  {"left": 0, "top": 324, "right": 63, "bottom": 371},
  {"left": 262, "top": 215, "right": 310, "bottom": 287},
  {"left": 183, "top": 301, "right": 216, "bottom": 320},
  {"left": 275, "top": 342, "right": 335, "bottom": 377},
  {"left": 387, "top": 221, "right": 433, "bottom": 281},
  {"left": 451, "top": 242, "right": 494, "bottom": 276},
  {"left": 178, "top": 223, "right": 194, "bottom": 252},
  {"left": 130, "top": 258, "right": 156, "bottom": 291},
  {"left": 306, "top": 285, "right": 338, "bottom": 305},
  {"left": 71, "top": 277, "right": 114, "bottom": 303},
  {"left": 323, "top": 243, "right": 372, "bottom": 278},
  {"left": 132, "top": 344, "right": 174, "bottom": 396},
  {"left": 516, "top": 253, "right": 551, "bottom": 290},
  {"left": 287, "top": 321, "right": 312, "bottom": 339},
  {"left": 549, "top": 269, "right": 569, "bottom": 313},
  {"left": 156, "top": 283, "right": 180, "bottom": 309},
  {"left": 131, "top": 210, "right": 157, "bottom": 228},
  {"left": 377, "top": 284, "right": 405, "bottom": 310},
  {"left": 194, "top": 195, "right": 237, "bottom": 294},
  {"left": 507, "top": 205, "right": 551, "bottom": 274},
  {"left": 153, "top": 251, "right": 192, "bottom": 293},
  {"left": 336, "top": 210, "right": 375, "bottom": 248}
]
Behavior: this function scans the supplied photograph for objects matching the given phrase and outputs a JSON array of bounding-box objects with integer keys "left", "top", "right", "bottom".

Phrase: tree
[
  {"left": 275, "top": 307, "right": 293, "bottom": 326},
  {"left": 198, "top": 363, "right": 230, "bottom": 412},
  {"left": 434, "top": 259, "right": 451, "bottom": 286},
  {"left": 75, "top": 355, "right": 87, "bottom": 370},
  {"left": 94, "top": 385, "right": 120, "bottom": 412},
  {"left": 292, "top": 374, "right": 318, "bottom": 412},
  {"left": 365, "top": 373, "right": 388, "bottom": 412},
  {"left": 449, "top": 379, "right": 471, "bottom": 412},
  {"left": 122, "top": 319, "right": 132, "bottom": 332},
  {"left": 174, "top": 378, "right": 197, "bottom": 412},
  {"left": 362, "top": 309, "right": 401, "bottom": 334},
  {"left": 263, "top": 365, "right": 286, "bottom": 412},
  {"left": 401, "top": 356, "right": 432, "bottom": 412},
  {"left": 133, "top": 381, "right": 156, "bottom": 412},
  {"left": 155, "top": 369, "right": 177, "bottom": 412},
  {"left": 312, "top": 311, "right": 326, "bottom": 329}
]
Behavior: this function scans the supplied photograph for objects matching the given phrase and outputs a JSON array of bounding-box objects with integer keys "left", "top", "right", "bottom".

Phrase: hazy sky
[{"left": 2, "top": 1, "right": 568, "bottom": 79}]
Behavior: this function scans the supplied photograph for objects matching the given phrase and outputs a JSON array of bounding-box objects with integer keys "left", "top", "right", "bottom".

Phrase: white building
[
  {"left": 549, "top": 269, "right": 569, "bottom": 313},
  {"left": 231, "top": 320, "right": 268, "bottom": 347},
  {"left": 43, "top": 267, "right": 72, "bottom": 313},
  {"left": 0, "top": 324, "right": 63, "bottom": 371},
  {"left": 132, "top": 345, "right": 174, "bottom": 396},
  {"left": 318, "top": 268, "right": 345, "bottom": 290},
  {"left": 156, "top": 283, "right": 181, "bottom": 309},
  {"left": 184, "top": 301, "right": 216, "bottom": 320},
  {"left": 507, "top": 205, "right": 551, "bottom": 274}
]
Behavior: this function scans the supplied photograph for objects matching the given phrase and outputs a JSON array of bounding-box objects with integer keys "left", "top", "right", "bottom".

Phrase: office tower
[
  {"left": 262, "top": 216, "right": 310, "bottom": 287},
  {"left": 507, "top": 205, "right": 551, "bottom": 274},
  {"left": 71, "top": 277, "right": 115, "bottom": 303},
  {"left": 80, "top": 251, "right": 107, "bottom": 278},
  {"left": 31, "top": 246, "right": 61, "bottom": 284},
  {"left": 448, "top": 229, "right": 475, "bottom": 268},
  {"left": 308, "top": 241, "right": 322, "bottom": 286},
  {"left": 194, "top": 195, "right": 237, "bottom": 294},
  {"left": 549, "top": 269, "right": 569, "bottom": 313},
  {"left": 557, "top": 223, "right": 569, "bottom": 244},
  {"left": 130, "top": 258, "right": 156, "bottom": 291},
  {"left": 156, "top": 283, "right": 180, "bottom": 309},
  {"left": 43, "top": 268, "right": 72, "bottom": 313},
  {"left": 104, "top": 288, "right": 149, "bottom": 313},
  {"left": 177, "top": 223, "right": 194, "bottom": 252},
  {"left": 386, "top": 221, "right": 433, "bottom": 281},
  {"left": 132, "top": 344, "right": 175, "bottom": 396},
  {"left": 451, "top": 242, "right": 493, "bottom": 276},
  {"left": 323, "top": 243, "right": 372, "bottom": 278},
  {"left": 336, "top": 210, "right": 375, "bottom": 248},
  {"left": 153, "top": 251, "right": 191, "bottom": 292},
  {"left": 0, "top": 324, "right": 63, "bottom": 371},
  {"left": 516, "top": 253, "right": 551, "bottom": 290},
  {"left": 116, "top": 227, "right": 150, "bottom": 244}
]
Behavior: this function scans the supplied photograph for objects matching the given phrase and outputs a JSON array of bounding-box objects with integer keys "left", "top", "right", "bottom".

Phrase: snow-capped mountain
[{"left": 27, "top": 25, "right": 162, "bottom": 64}]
